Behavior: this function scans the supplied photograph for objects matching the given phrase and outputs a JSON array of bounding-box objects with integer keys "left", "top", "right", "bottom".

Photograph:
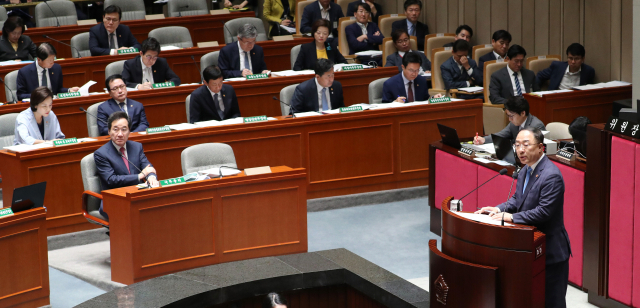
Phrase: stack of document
[
  {"left": 464, "top": 143, "right": 495, "bottom": 154},
  {"left": 354, "top": 50, "right": 383, "bottom": 57},
  {"left": 168, "top": 123, "right": 199, "bottom": 130},
  {"left": 271, "top": 70, "right": 315, "bottom": 77},
  {"left": 79, "top": 81, "right": 97, "bottom": 96},
  {"left": 198, "top": 167, "right": 242, "bottom": 178},
  {"left": 160, "top": 46, "right": 181, "bottom": 51},
  {"left": 4, "top": 142, "right": 53, "bottom": 152},
  {"left": 572, "top": 81, "right": 631, "bottom": 90},
  {"left": 451, "top": 212, "right": 513, "bottom": 226},
  {"left": 293, "top": 111, "right": 323, "bottom": 117},
  {"left": 530, "top": 89, "right": 573, "bottom": 96},
  {"left": 279, "top": 25, "right": 296, "bottom": 34},
  {"left": 457, "top": 86, "right": 483, "bottom": 93}
]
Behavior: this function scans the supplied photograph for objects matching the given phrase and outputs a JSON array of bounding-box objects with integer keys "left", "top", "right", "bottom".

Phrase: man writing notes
[
  {"left": 476, "top": 127, "right": 571, "bottom": 308},
  {"left": 290, "top": 59, "right": 344, "bottom": 113},
  {"left": 440, "top": 40, "right": 482, "bottom": 99},
  {"left": 218, "top": 24, "right": 269, "bottom": 79},
  {"left": 536, "top": 43, "right": 595, "bottom": 90},
  {"left": 473, "top": 96, "right": 545, "bottom": 145},
  {"left": 189, "top": 65, "right": 241, "bottom": 123},
  {"left": 300, "top": 0, "right": 344, "bottom": 39},
  {"left": 122, "top": 37, "right": 181, "bottom": 89},
  {"left": 391, "top": 0, "right": 429, "bottom": 51},
  {"left": 97, "top": 74, "right": 150, "bottom": 136},
  {"left": 382, "top": 53, "right": 428, "bottom": 103},
  {"left": 16, "top": 43, "right": 80, "bottom": 100},
  {"left": 478, "top": 30, "right": 511, "bottom": 73},
  {"left": 489, "top": 44, "right": 540, "bottom": 105},
  {"left": 89, "top": 5, "right": 141, "bottom": 56},
  {"left": 345, "top": 3, "right": 383, "bottom": 55}
]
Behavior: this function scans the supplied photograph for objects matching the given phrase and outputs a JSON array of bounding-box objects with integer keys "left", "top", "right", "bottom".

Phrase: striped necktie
[{"left": 513, "top": 72, "right": 523, "bottom": 96}]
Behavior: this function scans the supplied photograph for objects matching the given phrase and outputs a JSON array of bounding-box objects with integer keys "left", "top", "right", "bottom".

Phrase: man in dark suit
[
  {"left": 346, "top": 0, "right": 382, "bottom": 24},
  {"left": 218, "top": 23, "right": 269, "bottom": 79},
  {"left": 345, "top": 3, "right": 384, "bottom": 55},
  {"left": 290, "top": 58, "right": 344, "bottom": 113},
  {"left": 536, "top": 43, "right": 595, "bottom": 91},
  {"left": 478, "top": 30, "right": 511, "bottom": 73},
  {"left": 391, "top": 0, "right": 429, "bottom": 51},
  {"left": 89, "top": 5, "right": 141, "bottom": 56},
  {"left": 489, "top": 44, "right": 540, "bottom": 105},
  {"left": 382, "top": 52, "right": 429, "bottom": 103},
  {"left": 440, "top": 39, "right": 483, "bottom": 99},
  {"left": 16, "top": 43, "right": 80, "bottom": 100},
  {"left": 477, "top": 127, "right": 571, "bottom": 308},
  {"left": 97, "top": 74, "right": 150, "bottom": 136},
  {"left": 474, "top": 96, "right": 546, "bottom": 145},
  {"left": 121, "top": 37, "right": 181, "bottom": 89},
  {"left": 385, "top": 29, "right": 430, "bottom": 73},
  {"left": 94, "top": 111, "right": 158, "bottom": 220},
  {"left": 300, "top": 0, "right": 344, "bottom": 38},
  {"left": 189, "top": 65, "right": 241, "bottom": 123},
  {"left": 442, "top": 25, "right": 472, "bottom": 48}
]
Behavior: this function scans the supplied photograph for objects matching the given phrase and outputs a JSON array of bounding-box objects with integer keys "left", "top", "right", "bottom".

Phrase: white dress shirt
[
  {"left": 518, "top": 116, "right": 528, "bottom": 131},
  {"left": 357, "top": 22, "right": 368, "bottom": 38},
  {"left": 493, "top": 51, "right": 505, "bottom": 61},
  {"left": 107, "top": 29, "right": 119, "bottom": 55},
  {"left": 35, "top": 60, "right": 51, "bottom": 91},
  {"left": 559, "top": 65, "right": 581, "bottom": 90},
  {"left": 456, "top": 59, "right": 474, "bottom": 87},
  {"left": 238, "top": 41, "right": 252, "bottom": 71},
  {"left": 315, "top": 78, "right": 331, "bottom": 110},
  {"left": 507, "top": 65, "right": 525, "bottom": 95},
  {"left": 529, "top": 153, "right": 545, "bottom": 172},
  {"left": 401, "top": 71, "right": 415, "bottom": 100},
  {"left": 140, "top": 56, "right": 154, "bottom": 85}
]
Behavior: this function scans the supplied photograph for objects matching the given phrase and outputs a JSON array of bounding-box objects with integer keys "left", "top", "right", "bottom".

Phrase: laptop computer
[
  {"left": 491, "top": 134, "right": 521, "bottom": 165},
  {"left": 11, "top": 182, "right": 46, "bottom": 213},
  {"left": 437, "top": 123, "right": 462, "bottom": 150}
]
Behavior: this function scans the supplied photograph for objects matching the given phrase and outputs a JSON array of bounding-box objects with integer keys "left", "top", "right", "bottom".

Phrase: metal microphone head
[
  {"left": 79, "top": 107, "right": 86, "bottom": 111},
  {"left": 272, "top": 96, "right": 279, "bottom": 101},
  {"left": 191, "top": 55, "right": 195, "bottom": 60},
  {"left": 512, "top": 169, "right": 519, "bottom": 179},
  {"left": 499, "top": 168, "right": 508, "bottom": 175},
  {"left": 42, "top": 35, "right": 48, "bottom": 38}
]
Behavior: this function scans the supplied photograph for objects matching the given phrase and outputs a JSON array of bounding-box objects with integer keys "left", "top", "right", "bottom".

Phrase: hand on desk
[
  {"left": 433, "top": 94, "right": 443, "bottom": 98},
  {"left": 474, "top": 206, "right": 499, "bottom": 215},
  {"left": 138, "top": 82, "right": 153, "bottom": 90},
  {"left": 394, "top": 96, "right": 406, "bottom": 103},
  {"left": 491, "top": 212, "right": 512, "bottom": 222},
  {"left": 69, "top": 87, "right": 80, "bottom": 93},
  {"left": 147, "top": 176, "right": 159, "bottom": 188},
  {"left": 241, "top": 69, "right": 252, "bottom": 77},
  {"left": 473, "top": 135, "right": 485, "bottom": 145}
]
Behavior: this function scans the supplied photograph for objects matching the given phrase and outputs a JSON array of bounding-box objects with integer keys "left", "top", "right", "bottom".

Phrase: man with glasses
[
  {"left": 536, "top": 43, "right": 595, "bottom": 91},
  {"left": 382, "top": 52, "right": 428, "bottom": 103},
  {"left": 489, "top": 44, "right": 540, "bottom": 105},
  {"left": 97, "top": 74, "right": 149, "bottom": 136},
  {"left": 89, "top": 5, "right": 141, "bottom": 56},
  {"left": 473, "top": 96, "right": 545, "bottom": 145},
  {"left": 122, "top": 37, "right": 181, "bottom": 90},
  {"left": 218, "top": 23, "right": 269, "bottom": 79},
  {"left": 476, "top": 127, "right": 571, "bottom": 308}
]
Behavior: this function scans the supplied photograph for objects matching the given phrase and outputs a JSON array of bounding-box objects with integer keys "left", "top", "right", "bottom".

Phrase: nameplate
[
  {"left": 339, "top": 106, "right": 363, "bottom": 113},
  {"left": 152, "top": 81, "right": 175, "bottom": 89},
  {"left": 273, "top": 35, "right": 294, "bottom": 41},
  {"left": 484, "top": 44, "right": 492, "bottom": 48},
  {"left": 197, "top": 41, "right": 219, "bottom": 48},
  {"left": 53, "top": 138, "right": 78, "bottom": 146},
  {"left": 244, "top": 115, "right": 268, "bottom": 123},
  {"left": 244, "top": 166, "right": 272, "bottom": 176},
  {"left": 159, "top": 177, "right": 186, "bottom": 187},
  {"left": 342, "top": 65, "right": 364, "bottom": 71},
  {"left": 437, "top": 33, "right": 444, "bottom": 37},
  {"left": 496, "top": 59, "right": 505, "bottom": 63},
  {"left": 556, "top": 149, "right": 574, "bottom": 161},
  {"left": 145, "top": 14, "right": 165, "bottom": 20},
  {"left": 444, "top": 47, "right": 452, "bottom": 51},
  {"left": 538, "top": 55, "right": 547, "bottom": 59},
  {"left": 210, "top": 9, "right": 230, "bottom": 15},
  {"left": 117, "top": 48, "right": 139, "bottom": 55},
  {"left": 0, "top": 208, "right": 14, "bottom": 218},
  {"left": 77, "top": 19, "right": 97, "bottom": 26},
  {"left": 57, "top": 92, "right": 81, "bottom": 99},
  {"left": 391, "top": 14, "right": 398, "bottom": 17},
  {"left": 605, "top": 116, "right": 640, "bottom": 138},
  {"left": 146, "top": 126, "right": 171, "bottom": 134},
  {"left": 350, "top": 17, "right": 355, "bottom": 20},
  {"left": 458, "top": 147, "right": 474, "bottom": 157},
  {"left": 429, "top": 96, "right": 451, "bottom": 104},
  {"left": 246, "top": 73, "right": 269, "bottom": 80}
]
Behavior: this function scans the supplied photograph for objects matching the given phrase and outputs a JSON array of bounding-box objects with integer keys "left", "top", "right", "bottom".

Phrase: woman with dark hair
[
  {"left": 13, "top": 86, "right": 64, "bottom": 145},
  {"left": 262, "top": 292, "right": 287, "bottom": 308},
  {"left": 293, "top": 19, "right": 346, "bottom": 71},
  {"left": 384, "top": 28, "right": 430, "bottom": 73},
  {"left": 0, "top": 16, "right": 37, "bottom": 62}
]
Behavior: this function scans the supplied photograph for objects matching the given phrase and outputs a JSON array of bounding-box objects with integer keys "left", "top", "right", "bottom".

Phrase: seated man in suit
[
  {"left": 122, "top": 37, "right": 181, "bottom": 89},
  {"left": 97, "top": 74, "right": 150, "bottom": 136},
  {"left": 391, "top": 0, "right": 429, "bottom": 51},
  {"left": 300, "top": 0, "right": 344, "bottom": 39},
  {"left": 385, "top": 29, "right": 430, "bottom": 73},
  {"left": 290, "top": 58, "right": 344, "bottom": 113},
  {"left": 382, "top": 52, "right": 429, "bottom": 103},
  {"left": 473, "top": 96, "right": 546, "bottom": 145},
  {"left": 478, "top": 30, "right": 511, "bottom": 72},
  {"left": 89, "top": 5, "right": 141, "bottom": 56},
  {"left": 16, "top": 43, "right": 80, "bottom": 100},
  {"left": 189, "top": 65, "right": 241, "bottom": 123},
  {"left": 440, "top": 39, "right": 483, "bottom": 99},
  {"left": 536, "top": 43, "right": 595, "bottom": 91},
  {"left": 443, "top": 25, "right": 473, "bottom": 47},
  {"left": 345, "top": 3, "right": 384, "bottom": 55},
  {"left": 346, "top": 0, "right": 382, "bottom": 24},
  {"left": 489, "top": 44, "right": 540, "bottom": 105},
  {"left": 95, "top": 111, "right": 158, "bottom": 220},
  {"left": 218, "top": 23, "right": 269, "bottom": 79}
]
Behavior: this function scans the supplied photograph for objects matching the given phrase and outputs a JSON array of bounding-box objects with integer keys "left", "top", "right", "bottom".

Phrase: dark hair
[
  {"left": 202, "top": 65, "right": 223, "bottom": 82},
  {"left": 107, "top": 111, "right": 131, "bottom": 131},
  {"left": 311, "top": 19, "right": 331, "bottom": 35},
  {"left": 491, "top": 30, "right": 512, "bottom": 43},
  {"left": 452, "top": 39, "right": 470, "bottom": 53},
  {"left": 2, "top": 16, "right": 25, "bottom": 40},
  {"left": 503, "top": 96, "right": 530, "bottom": 116},
  {"left": 521, "top": 127, "right": 544, "bottom": 144},
  {"left": 569, "top": 116, "right": 592, "bottom": 140},
  {"left": 403, "top": 0, "right": 422, "bottom": 11},
  {"left": 355, "top": 2, "right": 371, "bottom": 14},
  {"left": 314, "top": 58, "right": 334, "bottom": 76},
  {"left": 103, "top": 5, "right": 122, "bottom": 20},
  {"left": 391, "top": 28, "right": 409, "bottom": 44},
  {"left": 36, "top": 42, "right": 56, "bottom": 61},
  {"left": 506, "top": 44, "right": 527, "bottom": 59},
  {"left": 262, "top": 293, "right": 287, "bottom": 308},
  {"left": 455, "top": 25, "right": 473, "bottom": 38},
  {"left": 566, "top": 43, "right": 585, "bottom": 57},
  {"left": 402, "top": 51, "right": 422, "bottom": 67},
  {"left": 105, "top": 74, "right": 123, "bottom": 90},
  {"left": 141, "top": 37, "right": 161, "bottom": 54},
  {"left": 30, "top": 86, "right": 53, "bottom": 112}
]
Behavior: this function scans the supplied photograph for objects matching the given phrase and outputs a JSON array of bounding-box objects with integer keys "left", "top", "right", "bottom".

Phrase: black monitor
[
  {"left": 437, "top": 123, "right": 462, "bottom": 150},
  {"left": 11, "top": 182, "right": 46, "bottom": 213}
]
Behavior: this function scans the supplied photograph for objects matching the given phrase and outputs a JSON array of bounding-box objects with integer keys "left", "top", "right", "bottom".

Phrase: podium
[{"left": 429, "top": 196, "right": 546, "bottom": 308}]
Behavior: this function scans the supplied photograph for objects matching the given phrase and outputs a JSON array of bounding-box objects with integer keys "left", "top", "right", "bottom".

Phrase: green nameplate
[
  {"left": 53, "top": 138, "right": 78, "bottom": 146},
  {"left": 343, "top": 65, "right": 364, "bottom": 71},
  {"left": 117, "top": 48, "right": 139, "bottom": 55},
  {"left": 243, "top": 115, "right": 268, "bottom": 123},
  {"left": 146, "top": 126, "right": 171, "bottom": 134},
  {"left": 0, "top": 208, "right": 14, "bottom": 218},
  {"left": 246, "top": 73, "right": 269, "bottom": 80},
  {"left": 57, "top": 92, "right": 81, "bottom": 99},
  {"left": 159, "top": 177, "right": 186, "bottom": 187},
  {"left": 152, "top": 81, "right": 175, "bottom": 89},
  {"left": 429, "top": 97, "right": 452, "bottom": 104},
  {"left": 339, "top": 106, "right": 363, "bottom": 113}
]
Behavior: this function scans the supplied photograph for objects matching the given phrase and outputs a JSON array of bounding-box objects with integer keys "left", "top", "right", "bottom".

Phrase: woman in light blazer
[
  {"left": 14, "top": 87, "right": 65, "bottom": 145},
  {"left": 263, "top": 0, "right": 296, "bottom": 37}
]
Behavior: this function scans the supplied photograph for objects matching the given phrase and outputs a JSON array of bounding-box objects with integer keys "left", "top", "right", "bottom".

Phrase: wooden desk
[
  {"left": 0, "top": 99, "right": 483, "bottom": 236},
  {"left": 524, "top": 86, "right": 631, "bottom": 125},
  {"left": 0, "top": 207, "right": 50, "bottom": 308}
]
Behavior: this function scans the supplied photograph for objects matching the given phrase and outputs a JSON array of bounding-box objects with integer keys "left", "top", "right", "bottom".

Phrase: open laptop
[
  {"left": 11, "top": 182, "right": 46, "bottom": 213},
  {"left": 491, "top": 134, "right": 519, "bottom": 165},
  {"left": 437, "top": 123, "right": 487, "bottom": 151}
]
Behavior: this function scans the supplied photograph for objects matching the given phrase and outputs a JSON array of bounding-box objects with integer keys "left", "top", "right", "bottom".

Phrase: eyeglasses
[
  {"left": 104, "top": 17, "right": 119, "bottom": 23},
  {"left": 396, "top": 38, "right": 410, "bottom": 44},
  {"left": 144, "top": 55, "right": 158, "bottom": 61},
  {"left": 514, "top": 143, "right": 538, "bottom": 149},
  {"left": 110, "top": 84, "right": 126, "bottom": 92},
  {"left": 405, "top": 68, "right": 419, "bottom": 74}
]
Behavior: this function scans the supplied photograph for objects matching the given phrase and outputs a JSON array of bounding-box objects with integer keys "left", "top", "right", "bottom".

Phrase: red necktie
[
  {"left": 120, "top": 147, "right": 130, "bottom": 174},
  {"left": 407, "top": 81, "right": 414, "bottom": 102}
]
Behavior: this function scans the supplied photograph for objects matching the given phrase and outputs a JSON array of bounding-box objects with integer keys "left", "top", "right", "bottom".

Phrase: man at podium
[{"left": 476, "top": 127, "right": 571, "bottom": 308}]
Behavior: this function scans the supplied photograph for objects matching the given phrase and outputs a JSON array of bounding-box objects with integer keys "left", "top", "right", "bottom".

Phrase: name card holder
[
  {"left": 243, "top": 115, "right": 268, "bottom": 123},
  {"left": 458, "top": 147, "right": 474, "bottom": 157},
  {"left": 53, "top": 138, "right": 78, "bottom": 146},
  {"left": 273, "top": 35, "right": 294, "bottom": 41},
  {"left": 146, "top": 126, "right": 171, "bottom": 134},
  {"left": 429, "top": 96, "right": 452, "bottom": 104},
  {"left": 342, "top": 65, "right": 364, "bottom": 71},
  {"left": 210, "top": 9, "right": 230, "bottom": 15},
  {"left": 118, "top": 48, "right": 139, "bottom": 55},
  {"left": 244, "top": 166, "right": 272, "bottom": 176},
  {"left": 77, "top": 20, "right": 97, "bottom": 26},
  {"left": 246, "top": 73, "right": 269, "bottom": 80},
  {"left": 605, "top": 116, "right": 640, "bottom": 138},
  {"left": 0, "top": 208, "right": 14, "bottom": 218},
  {"left": 159, "top": 177, "right": 186, "bottom": 187},
  {"left": 339, "top": 106, "right": 363, "bottom": 113},
  {"left": 145, "top": 14, "right": 165, "bottom": 20},
  {"left": 197, "top": 41, "right": 219, "bottom": 48},
  {"left": 152, "top": 81, "right": 175, "bottom": 89},
  {"left": 57, "top": 92, "right": 81, "bottom": 99}
]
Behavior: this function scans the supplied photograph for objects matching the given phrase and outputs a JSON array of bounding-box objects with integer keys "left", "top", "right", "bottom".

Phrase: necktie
[
  {"left": 41, "top": 69, "right": 48, "bottom": 88},
  {"left": 214, "top": 94, "right": 225, "bottom": 119},
  {"left": 119, "top": 147, "right": 130, "bottom": 174},
  {"left": 409, "top": 24, "right": 415, "bottom": 36},
  {"left": 119, "top": 102, "right": 126, "bottom": 113},
  {"left": 522, "top": 166, "right": 530, "bottom": 193},
  {"left": 244, "top": 51, "right": 251, "bottom": 71},
  {"left": 321, "top": 88, "right": 329, "bottom": 111},
  {"left": 407, "top": 81, "right": 414, "bottom": 102},
  {"left": 109, "top": 33, "right": 116, "bottom": 49},
  {"left": 513, "top": 72, "right": 523, "bottom": 96}
]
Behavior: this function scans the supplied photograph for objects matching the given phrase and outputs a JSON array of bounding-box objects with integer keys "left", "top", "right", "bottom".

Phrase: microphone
[
  {"left": 272, "top": 96, "right": 297, "bottom": 117},
  {"left": 190, "top": 55, "right": 203, "bottom": 83},
  {"left": 218, "top": 165, "right": 241, "bottom": 179},
  {"left": 451, "top": 168, "right": 508, "bottom": 212},
  {"left": 0, "top": 77, "right": 17, "bottom": 104},
  {"left": 43, "top": 1, "right": 61, "bottom": 27},
  {"left": 119, "top": 152, "right": 153, "bottom": 188},
  {"left": 79, "top": 107, "right": 107, "bottom": 124},
  {"left": 43, "top": 35, "right": 82, "bottom": 58},
  {"left": 502, "top": 168, "right": 520, "bottom": 226}
]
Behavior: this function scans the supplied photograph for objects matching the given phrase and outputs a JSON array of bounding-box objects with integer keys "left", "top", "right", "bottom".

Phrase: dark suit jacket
[
  {"left": 489, "top": 66, "right": 540, "bottom": 105},
  {"left": 300, "top": 1, "right": 344, "bottom": 37},
  {"left": 498, "top": 155, "right": 571, "bottom": 264},
  {"left": 346, "top": 1, "right": 382, "bottom": 24},
  {"left": 97, "top": 98, "right": 149, "bottom": 136},
  {"left": 0, "top": 35, "right": 36, "bottom": 61},
  {"left": 384, "top": 50, "right": 431, "bottom": 72},
  {"left": 189, "top": 84, "right": 241, "bottom": 123},
  {"left": 290, "top": 78, "right": 344, "bottom": 112},
  {"left": 345, "top": 22, "right": 384, "bottom": 54},
  {"left": 536, "top": 61, "right": 596, "bottom": 91},
  {"left": 94, "top": 140, "right": 155, "bottom": 191},
  {"left": 218, "top": 42, "right": 268, "bottom": 79},
  {"left": 89, "top": 23, "right": 141, "bottom": 56},
  {"left": 16, "top": 62, "right": 68, "bottom": 100},
  {"left": 293, "top": 40, "right": 346, "bottom": 71},
  {"left": 483, "top": 113, "right": 546, "bottom": 144},
  {"left": 381, "top": 72, "right": 428, "bottom": 103},
  {"left": 391, "top": 19, "right": 429, "bottom": 51},
  {"left": 121, "top": 55, "right": 181, "bottom": 88},
  {"left": 440, "top": 56, "right": 483, "bottom": 89},
  {"left": 478, "top": 50, "right": 501, "bottom": 73}
]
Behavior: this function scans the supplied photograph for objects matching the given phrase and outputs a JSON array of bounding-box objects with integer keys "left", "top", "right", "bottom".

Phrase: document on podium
[{"left": 452, "top": 212, "right": 513, "bottom": 226}]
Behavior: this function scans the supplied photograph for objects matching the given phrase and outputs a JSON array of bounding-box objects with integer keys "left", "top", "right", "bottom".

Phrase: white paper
[
  {"left": 279, "top": 25, "right": 296, "bottom": 33},
  {"left": 530, "top": 89, "right": 573, "bottom": 96},
  {"left": 541, "top": 130, "right": 550, "bottom": 135},
  {"left": 77, "top": 138, "right": 97, "bottom": 142},
  {"left": 572, "top": 84, "right": 604, "bottom": 90},
  {"left": 179, "top": 83, "right": 201, "bottom": 86},
  {"left": 194, "top": 120, "right": 220, "bottom": 127},
  {"left": 168, "top": 123, "right": 199, "bottom": 130},
  {"left": 452, "top": 212, "right": 513, "bottom": 226},
  {"left": 3, "top": 142, "right": 53, "bottom": 152},
  {"left": 198, "top": 167, "right": 242, "bottom": 177},
  {"left": 354, "top": 50, "right": 383, "bottom": 57},
  {"left": 473, "top": 157, "right": 492, "bottom": 164},
  {"left": 0, "top": 60, "right": 32, "bottom": 66},
  {"left": 160, "top": 45, "right": 181, "bottom": 51},
  {"left": 600, "top": 80, "right": 632, "bottom": 87},
  {"left": 271, "top": 70, "right": 315, "bottom": 77},
  {"left": 493, "top": 160, "right": 514, "bottom": 166},
  {"left": 293, "top": 111, "right": 323, "bottom": 117},
  {"left": 333, "top": 64, "right": 373, "bottom": 71},
  {"left": 224, "top": 77, "right": 247, "bottom": 82},
  {"left": 79, "top": 80, "right": 97, "bottom": 96},
  {"left": 370, "top": 102, "right": 407, "bottom": 109},
  {"left": 421, "top": 72, "right": 432, "bottom": 77},
  {"left": 457, "top": 86, "right": 484, "bottom": 93},
  {"left": 218, "top": 117, "right": 245, "bottom": 125}
]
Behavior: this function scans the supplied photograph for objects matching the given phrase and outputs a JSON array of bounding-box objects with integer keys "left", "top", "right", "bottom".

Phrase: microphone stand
[
  {"left": 119, "top": 152, "right": 152, "bottom": 189},
  {"left": 79, "top": 107, "right": 108, "bottom": 124},
  {"left": 43, "top": 35, "right": 82, "bottom": 58},
  {"left": 272, "top": 96, "right": 297, "bottom": 118},
  {"left": 190, "top": 55, "right": 204, "bottom": 83},
  {"left": 0, "top": 77, "right": 17, "bottom": 104},
  {"left": 43, "top": 1, "right": 61, "bottom": 27}
]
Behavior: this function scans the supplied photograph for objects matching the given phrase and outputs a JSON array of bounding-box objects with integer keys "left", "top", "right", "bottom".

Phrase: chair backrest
[
  {"left": 336, "top": 0, "right": 350, "bottom": 15},
  {"left": 223, "top": 17, "right": 268, "bottom": 44},
  {"left": 0, "top": 7, "right": 7, "bottom": 29},
  {"left": 296, "top": 0, "right": 314, "bottom": 35},
  {"left": 381, "top": 36, "right": 417, "bottom": 67},
  {"left": 473, "top": 44, "right": 493, "bottom": 64},
  {"left": 86, "top": 102, "right": 104, "bottom": 137},
  {"left": 546, "top": 122, "right": 571, "bottom": 140},
  {"left": 526, "top": 55, "right": 561, "bottom": 70},
  {"left": 378, "top": 14, "right": 405, "bottom": 38},
  {"left": 290, "top": 44, "right": 301, "bottom": 70},
  {"left": 104, "top": 0, "right": 145, "bottom": 20},
  {"left": 368, "top": 77, "right": 389, "bottom": 104},
  {"left": 105, "top": 60, "right": 126, "bottom": 79},
  {"left": 70, "top": 32, "right": 92, "bottom": 58},
  {"left": 425, "top": 33, "right": 455, "bottom": 61},
  {"left": 167, "top": 0, "right": 208, "bottom": 17},
  {"left": 200, "top": 51, "right": 220, "bottom": 70},
  {"left": 483, "top": 60, "right": 508, "bottom": 103},
  {"left": 80, "top": 153, "right": 103, "bottom": 214},
  {"left": 430, "top": 48, "right": 452, "bottom": 91},
  {"left": 35, "top": 0, "right": 77, "bottom": 27},
  {"left": 185, "top": 94, "right": 191, "bottom": 122},
  {"left": 280, "top": 84, "right": 298, "bottom": 116},
  {"left": 148, "top": 26, "right": 194, "bottom": 48},
  {"left": 4, "top": 70, "right": 18, "bottom": 102},
  {"left": 0, "top": 113, "right": 18, "bottom": 149},
  {"left": 181, "top": 143, "right": 237, "bottom": 175},
  {"left": 338, "top": 17, "right": 356, "bottom": 55}
]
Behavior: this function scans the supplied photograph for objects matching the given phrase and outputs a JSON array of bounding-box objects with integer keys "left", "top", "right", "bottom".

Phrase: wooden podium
[{"left": 429, "top": 197, "right": 546, "bottom": 308}]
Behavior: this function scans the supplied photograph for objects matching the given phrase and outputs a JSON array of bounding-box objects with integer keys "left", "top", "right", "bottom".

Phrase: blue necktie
[
  {"left": 321, "top": 88, "right": 329, "bottom": 111},
  {"left": 244, "top": 51, "right": 251, "bottom": 71},
  {"left": 119, "top": 102, "right": 126, "bottom": 113},
  {"left": 409, "top": 24, "right": 415, "bottom": 36},
  {"left": 214, "top": 94, "right": 225, "bottom": 119},
  {"left": 522, "top": 166, "right": 531, "bottom": 193},
  {"left": 513, "top": 72, "right": 523, "bottom": 96}
]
